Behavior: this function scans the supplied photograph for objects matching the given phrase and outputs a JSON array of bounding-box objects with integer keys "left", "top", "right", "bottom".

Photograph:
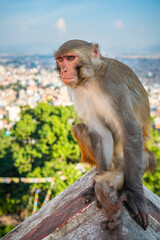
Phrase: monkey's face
[
  {"left": 56, "top": 54, "right": 79, "bottom": 87},
  {"left": 55, "top": 41, "right": 101, "bottom": 88}
]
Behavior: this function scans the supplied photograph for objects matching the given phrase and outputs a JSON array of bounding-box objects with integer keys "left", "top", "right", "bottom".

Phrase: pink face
[{"left": 56, "top": 54, "right": 79, "bottom": 86}]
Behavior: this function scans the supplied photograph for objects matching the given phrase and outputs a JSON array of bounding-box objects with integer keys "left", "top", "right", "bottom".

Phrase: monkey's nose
[{"left": 62, "top": 66, "right": 67, "bottom": 73}]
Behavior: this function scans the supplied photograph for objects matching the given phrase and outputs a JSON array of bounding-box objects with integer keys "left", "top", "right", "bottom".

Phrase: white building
[{"left": 6, "top": 106, "right": 20, "bottom": 122}]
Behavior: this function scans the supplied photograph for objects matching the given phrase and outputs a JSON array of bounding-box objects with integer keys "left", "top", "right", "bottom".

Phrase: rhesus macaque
[{"left": 55, "top": 40, "right": 157, "bottom": 230}]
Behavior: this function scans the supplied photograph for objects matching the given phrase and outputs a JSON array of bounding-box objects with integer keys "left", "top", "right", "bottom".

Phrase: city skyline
[{"left": 0, "top": 0, "right": 160, "bottom": 54}]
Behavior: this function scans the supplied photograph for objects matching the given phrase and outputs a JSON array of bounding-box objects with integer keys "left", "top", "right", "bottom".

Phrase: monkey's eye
[
  {"left": 67, "top": 56, "right": 75, "bottom": 61},
  {"left": 57, "top": 57, "right": 63, "bottom": 62}
]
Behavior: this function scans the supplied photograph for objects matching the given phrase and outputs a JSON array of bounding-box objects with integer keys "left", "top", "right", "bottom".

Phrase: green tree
[
  {"left": 12, "top": 103, "right": 80, "bottom": 174},
  {"left": 0, "top": 103, "right": 86, "bottom": 221},
  {"left": 143, "top": 128, "right": 160, "bottom": 196},
  {"left": 0, "top": 130, "right": 17, "bottom": 176}
]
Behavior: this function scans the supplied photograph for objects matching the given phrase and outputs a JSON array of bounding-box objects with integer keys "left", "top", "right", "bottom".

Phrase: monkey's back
[{"left": 101, "top": 58, "right": 151, "bottom": 140}]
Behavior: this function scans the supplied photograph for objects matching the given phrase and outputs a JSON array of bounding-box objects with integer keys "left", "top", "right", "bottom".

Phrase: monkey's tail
[{"left": 143, "top": 148, "right": 158, "bottom": 173}]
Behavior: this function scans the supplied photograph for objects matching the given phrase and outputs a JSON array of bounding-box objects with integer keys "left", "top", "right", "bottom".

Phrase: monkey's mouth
[{"left": 62, "top": 78, "right": 76, "bottom": 85}]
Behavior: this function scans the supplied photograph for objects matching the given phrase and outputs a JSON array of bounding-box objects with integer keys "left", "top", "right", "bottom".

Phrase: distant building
[{"left": 6, "top": 106, "right": 20, "bottom": 122}]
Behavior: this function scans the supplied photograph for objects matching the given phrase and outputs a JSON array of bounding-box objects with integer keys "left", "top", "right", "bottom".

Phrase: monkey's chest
[{"left": 73, "top": 85, "right": 115, "bottom": 134}]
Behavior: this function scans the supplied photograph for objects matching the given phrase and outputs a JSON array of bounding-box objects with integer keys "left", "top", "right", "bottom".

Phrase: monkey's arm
[{"left": 117, "top": 93, "right": 148, "bottom": 230}]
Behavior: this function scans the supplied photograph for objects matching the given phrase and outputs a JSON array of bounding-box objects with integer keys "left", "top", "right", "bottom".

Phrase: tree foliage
[
  {"left": 12, "top": 103, "right": 80, "bottom": 174},
  {"left": 143, "top": 128, "right": 160, "bottom": 196},
  {"left": 0, "top": 103, "right": 86, "bottom": 221}
]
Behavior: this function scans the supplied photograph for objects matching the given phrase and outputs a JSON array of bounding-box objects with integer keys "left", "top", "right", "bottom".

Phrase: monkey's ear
[{"left": 92, "top": 44, "right": 100, "bottom": 59}]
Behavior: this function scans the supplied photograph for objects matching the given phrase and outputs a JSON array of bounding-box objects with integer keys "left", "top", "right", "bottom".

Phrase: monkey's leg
[
  {"left": 72, "top": 123, "right": 108, "bottom": 172},
  {"left": 73, "top": 123, "right": 125, "bottom": 229},
  {"left": 72, "top": 123, "right": 109, "bottom": 203},
  {"left": 94, "top": 170, "right": 124, "bottom": 191},
  {"left": 94, "top": 171, "right": 124, "bottom": 230},
  {"left": 94, "top": 174, "right": 129, "bottom": 240},
  {"left": 73, "top": 122, "right": 126, "bottom": 231},
  {"left": 72, "top": 123, "right": 97, "bottom": 166},
  {"left": 95, "top": 150, "right": 155, "bottom": 231},
  {"left": 120, "top": 146, "right": 157, "bottom": 230},
  {"left": 94, "top": 150, "right": 156, "bottom": 231}
]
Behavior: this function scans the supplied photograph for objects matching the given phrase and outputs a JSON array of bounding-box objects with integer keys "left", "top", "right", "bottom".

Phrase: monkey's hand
[
  {"left": 80, "top": 182, "right": 95, "bottom": 204},
  {"left": 120, "top": 186, "right": 148, "bottom": 230}
]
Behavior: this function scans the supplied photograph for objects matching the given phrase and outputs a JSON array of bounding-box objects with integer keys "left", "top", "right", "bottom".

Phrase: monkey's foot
[
  {"left": 101, "top": 221, "right": 129, "bottom": 240},
  {"left": 120, "top": 187, "right": 148, "bottom": 230},
  {"left": 94, "top": 179, "right": 123, "bottom": 230},
  {"left": 100, "top": 213, "right": 122, "bottom": 231},
  {"left": 80, "top": 183, "right": 95, "bottom": 204},
  {"left": 94, "top": 170, "right": 124, "bottom": 191}
]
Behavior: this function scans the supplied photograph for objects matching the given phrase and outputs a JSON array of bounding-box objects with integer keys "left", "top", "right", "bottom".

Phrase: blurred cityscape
[{"left": 0, "top": 54, "right": 160, "bottom": 131}]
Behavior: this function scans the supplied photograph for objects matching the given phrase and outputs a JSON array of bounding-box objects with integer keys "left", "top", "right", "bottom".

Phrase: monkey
[{"left": 54, "top": 39, "right": 157, "bottom": 230}]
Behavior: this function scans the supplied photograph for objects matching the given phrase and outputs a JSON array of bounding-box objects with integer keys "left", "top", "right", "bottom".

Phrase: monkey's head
[{"left": 54, "top": 39, "right": 102, "bottom": 88}]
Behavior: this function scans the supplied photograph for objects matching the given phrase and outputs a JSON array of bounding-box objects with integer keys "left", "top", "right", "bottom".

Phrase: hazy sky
[{"left": 0, "top": 0, "right": 160, "bottom": 54}]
